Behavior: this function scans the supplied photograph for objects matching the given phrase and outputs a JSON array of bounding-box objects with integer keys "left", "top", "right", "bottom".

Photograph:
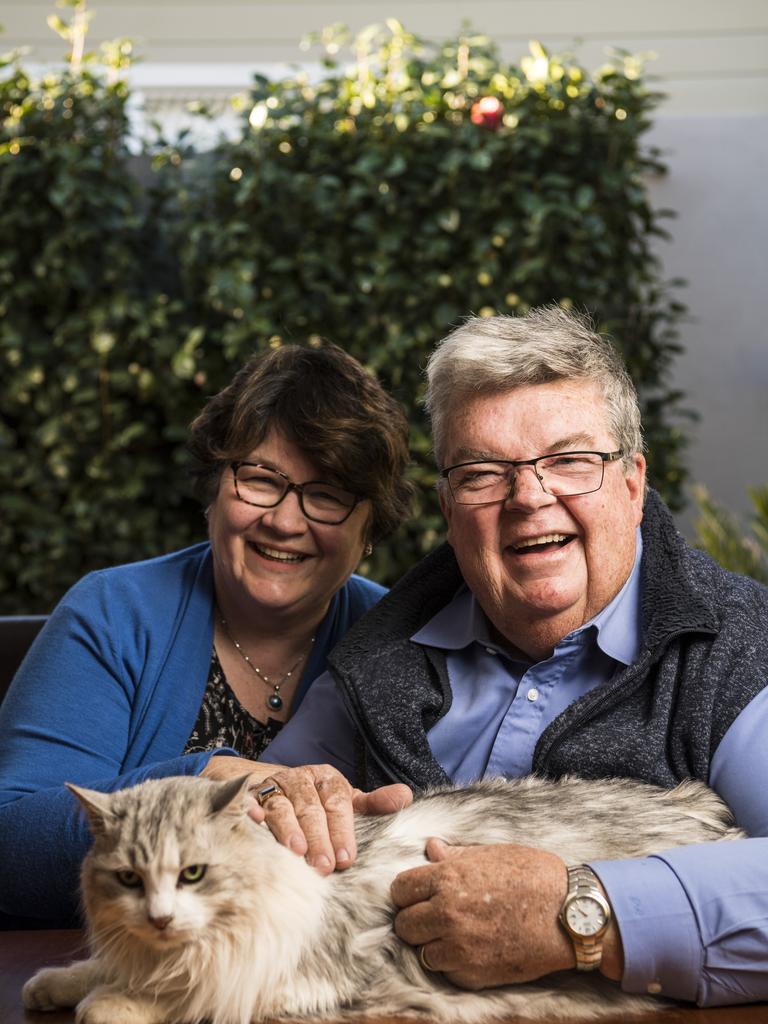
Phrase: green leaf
[{"left": 0, "top": 12, "right": 689, "bottom": 611}]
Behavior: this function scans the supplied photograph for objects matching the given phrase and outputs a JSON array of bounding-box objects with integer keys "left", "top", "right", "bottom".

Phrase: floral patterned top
[{"left": 184, "top": 646, "right": 283, "bottom": 760}]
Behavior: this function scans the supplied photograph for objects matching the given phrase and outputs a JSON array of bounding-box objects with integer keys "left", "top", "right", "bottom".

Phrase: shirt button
[
  {"left": 485, "top": 647, "right": 497, "bottom": 656},
  {"left": 526, "top": 687, "right": 539, "bottom": 702},
  {"left": 647, "top": 981, "right": 663, "bottom": 995}
]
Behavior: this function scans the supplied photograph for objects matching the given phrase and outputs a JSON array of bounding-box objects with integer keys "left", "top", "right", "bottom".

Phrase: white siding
[{"left": 4, "top": 1, "right": 768, "bottom": 113}]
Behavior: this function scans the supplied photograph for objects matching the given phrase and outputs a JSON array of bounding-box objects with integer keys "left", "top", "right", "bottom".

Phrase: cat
[{"left": 22, "top": 772, "right": 745, "bottom": 1024}]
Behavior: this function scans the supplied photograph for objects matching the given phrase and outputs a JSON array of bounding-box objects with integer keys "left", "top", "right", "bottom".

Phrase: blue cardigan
[{"left": 0, "top": 542, "right": 385, "bottom": 924}]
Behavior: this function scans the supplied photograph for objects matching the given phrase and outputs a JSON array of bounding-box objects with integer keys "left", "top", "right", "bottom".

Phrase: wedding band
[
  {"left": 254, "top": 781, "right": 285, "bottom": 807},
  {"left": 418, "top": 944, "right": 438, "bottom": 973}
]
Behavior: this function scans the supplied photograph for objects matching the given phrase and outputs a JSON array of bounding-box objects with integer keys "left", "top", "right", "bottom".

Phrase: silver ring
[
  {"left": 254, "top": 781, "right": 285, "bottom": 808},
  {"left": 418, "top": 944, "right": 438, "bottom": 973}
]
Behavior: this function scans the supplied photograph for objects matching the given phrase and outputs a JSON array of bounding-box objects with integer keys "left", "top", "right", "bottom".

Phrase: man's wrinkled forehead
[
  {"left": 449, "top": 430, "right": 602, "bottom": 465},
  {"left": 443, "top": 379, "right": 613, "bottom": 462}
]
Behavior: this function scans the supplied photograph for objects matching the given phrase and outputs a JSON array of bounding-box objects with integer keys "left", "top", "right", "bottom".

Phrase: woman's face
[{"left": 207, "top": 429, "right": 371, "bottom": 629}]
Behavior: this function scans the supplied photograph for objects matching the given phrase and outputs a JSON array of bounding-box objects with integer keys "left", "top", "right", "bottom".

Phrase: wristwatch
[{"left": 559, "top": 865, "right": 611, "bottom": 971}]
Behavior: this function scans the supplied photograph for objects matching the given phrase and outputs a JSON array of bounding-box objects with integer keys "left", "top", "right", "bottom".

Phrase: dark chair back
[
  {"left": 0, "top": 614, "right": 68, "bottom": 929},
  {"left": 0, "top": 615, "right": 47, "bottom": 706}
]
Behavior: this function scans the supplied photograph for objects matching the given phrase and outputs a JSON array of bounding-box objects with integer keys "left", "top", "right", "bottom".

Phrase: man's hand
[
  {"left": 391, "top": 840, "right": 575, "bottom": 990},
  {"left": 202, "top": 756, "right": 412, "bottom": 875}
]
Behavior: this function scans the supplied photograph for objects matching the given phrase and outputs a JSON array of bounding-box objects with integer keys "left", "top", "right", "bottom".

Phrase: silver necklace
[{"left": 218, "top": 615, "right": 315, "bottom": 711}]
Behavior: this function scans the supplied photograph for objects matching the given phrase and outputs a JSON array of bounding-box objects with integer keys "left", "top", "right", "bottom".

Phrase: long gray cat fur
[{"left": 22, "top": 773, "right": 744, "bottom": 1024}]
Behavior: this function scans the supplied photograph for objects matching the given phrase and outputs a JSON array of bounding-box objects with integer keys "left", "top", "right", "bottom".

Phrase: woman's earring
[{"left": 364, "top": 543, "right": 373, "bottom": 557}]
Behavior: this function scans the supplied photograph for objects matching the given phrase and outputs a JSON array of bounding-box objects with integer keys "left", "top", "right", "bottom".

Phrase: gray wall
[{"left": 647, "top": 116, "right": 768, "bottom": 536}]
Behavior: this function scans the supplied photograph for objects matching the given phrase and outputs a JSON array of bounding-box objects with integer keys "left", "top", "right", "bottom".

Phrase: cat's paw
[
  {"left": 75, "top": 988, "right": 166, "bottom": 1024},
  {"left": 22, "top": 966, "right": 85, "bottom": 1010}
]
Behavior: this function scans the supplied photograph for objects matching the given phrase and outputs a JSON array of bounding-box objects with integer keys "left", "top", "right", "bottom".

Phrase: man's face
[{"left": 440, "top": 381, "right": 646, "bottom": 657}]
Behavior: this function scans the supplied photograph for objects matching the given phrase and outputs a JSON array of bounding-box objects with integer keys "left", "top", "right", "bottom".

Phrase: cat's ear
[
  {"left": 66, "top": 783, "right": 115, "bottom": 836},
  {"left": 208, "top": 774, "right": 253, "bottom": 817}
]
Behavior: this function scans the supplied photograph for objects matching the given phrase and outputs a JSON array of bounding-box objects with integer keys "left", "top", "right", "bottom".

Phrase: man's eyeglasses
[
  {"left": 231, "top": 462, "right": 361, "bottom": 525},
  {"left": 441, "top": 450, "right": 624, "bottom": 505}
]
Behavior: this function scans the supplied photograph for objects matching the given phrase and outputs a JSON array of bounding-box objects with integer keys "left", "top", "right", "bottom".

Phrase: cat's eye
[
  {"left": 115, "top": 869, "right": 143, "bottom": 889},
  {"left": 179, "top": 864, "right": 207, "bottom": 885}
]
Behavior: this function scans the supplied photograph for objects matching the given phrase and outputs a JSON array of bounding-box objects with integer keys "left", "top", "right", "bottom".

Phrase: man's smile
[{"left": 509, "top": 533, "right": 576, "bottom": 555}]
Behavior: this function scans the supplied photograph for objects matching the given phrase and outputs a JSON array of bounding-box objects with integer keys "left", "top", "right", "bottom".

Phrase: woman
[{"left": 0, "top": 343, "right": 412, "bottom": 925}]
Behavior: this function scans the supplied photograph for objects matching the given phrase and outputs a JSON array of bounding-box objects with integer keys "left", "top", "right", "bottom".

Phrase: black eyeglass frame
[
  {"left": 230, "top": 461, "right": 362, "bottom": 525},
  {"left": 440, "top": 450, "right": 625, "bottom": 505}
]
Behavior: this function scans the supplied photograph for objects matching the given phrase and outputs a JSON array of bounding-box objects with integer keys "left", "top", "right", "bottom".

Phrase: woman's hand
[
  {"left": 202, "top": 758, "right": 411, "bottom": 875},
  {"left": 254, "top": 764, "right": 413, "bottom": 875},
  {"left": 201, "top": 754, "right": 274, "bottom": 785}
]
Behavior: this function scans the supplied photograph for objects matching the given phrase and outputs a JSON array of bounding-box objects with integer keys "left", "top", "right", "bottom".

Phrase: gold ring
[
  {"left": 418, "top": 944, "right": 438, "bottom": 973},
  {"left": 254, "top": 781, "right": 285, "bottom": 808}
]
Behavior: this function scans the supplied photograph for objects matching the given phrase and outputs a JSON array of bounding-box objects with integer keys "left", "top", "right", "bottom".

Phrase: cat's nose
[{"left": 149, "top": 913, "right": 174, "bottom": 931}]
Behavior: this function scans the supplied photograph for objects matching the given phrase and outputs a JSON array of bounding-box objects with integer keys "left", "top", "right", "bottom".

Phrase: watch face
[{"left": 565, "top": 896, "right": 607, "bottom": 936}]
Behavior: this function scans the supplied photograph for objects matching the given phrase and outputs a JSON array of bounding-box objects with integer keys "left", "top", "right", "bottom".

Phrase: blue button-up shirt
[
  {"left": 413, "top": 535, "right": 640, "bottom": 783},
  {"left": 263, "top": 532, "right": 768, "bottom": 1007}
]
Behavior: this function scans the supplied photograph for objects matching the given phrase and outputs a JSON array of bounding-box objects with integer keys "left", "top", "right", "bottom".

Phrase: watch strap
[{"left": 560, "top": 865, "right": 611, "bottom": 972}]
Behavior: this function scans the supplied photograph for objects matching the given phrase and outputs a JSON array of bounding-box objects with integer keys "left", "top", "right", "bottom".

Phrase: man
[{"left": 213, "top": 307, "right": 768, "bottom": 1005}]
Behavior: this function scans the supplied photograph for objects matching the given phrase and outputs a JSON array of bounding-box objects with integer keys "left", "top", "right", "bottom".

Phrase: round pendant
[{"left": 268, "top": 693, "right": 283, "bottom": 710}]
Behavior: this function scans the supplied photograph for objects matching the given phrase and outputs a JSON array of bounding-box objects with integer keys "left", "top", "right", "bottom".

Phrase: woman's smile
[{"left": 248, "top": 541, "right": 311, "bottom": 564}]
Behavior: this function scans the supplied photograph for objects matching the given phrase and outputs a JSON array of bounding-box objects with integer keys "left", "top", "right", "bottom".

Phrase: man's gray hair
[{"left": 425, "top": 306, "right": 644, "bottom": 466}]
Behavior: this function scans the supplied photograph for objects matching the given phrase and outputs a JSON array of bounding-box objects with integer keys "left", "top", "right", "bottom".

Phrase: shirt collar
[
  {"left": 578, "top": 528, "right": 643, "bottom": 666},
  {"left": 411, "top": 585, "right": 488, "bottom": 649},
  {"left": 411, "top": 528, "right": 642, "bottom": 667}
]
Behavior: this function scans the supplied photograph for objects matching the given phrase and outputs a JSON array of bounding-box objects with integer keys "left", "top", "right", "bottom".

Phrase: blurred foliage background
[
  {"left": 1, "top": 7, "right": 694, "bottom": 613},
  {"left": 694, "top": 486, "right": 768, "bottom": 585}
]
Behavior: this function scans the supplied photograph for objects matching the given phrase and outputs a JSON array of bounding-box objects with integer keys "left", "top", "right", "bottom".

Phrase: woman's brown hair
[{"left": 188, "top": 343, "right": 412, "bottom": 542}]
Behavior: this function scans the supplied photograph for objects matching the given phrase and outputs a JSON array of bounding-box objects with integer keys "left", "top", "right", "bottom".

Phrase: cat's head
[{"left": 68, "top": 774, "right": 269, "bottom": 949}]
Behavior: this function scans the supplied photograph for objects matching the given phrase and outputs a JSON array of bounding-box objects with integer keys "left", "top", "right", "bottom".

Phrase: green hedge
[{"left": 0, "top": 14, "right": 689, "bottom": 613}]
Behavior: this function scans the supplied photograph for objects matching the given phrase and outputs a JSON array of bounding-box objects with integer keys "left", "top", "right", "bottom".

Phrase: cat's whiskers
[{"left": 85, "top": 919, "right": 129, "bottom": 958}]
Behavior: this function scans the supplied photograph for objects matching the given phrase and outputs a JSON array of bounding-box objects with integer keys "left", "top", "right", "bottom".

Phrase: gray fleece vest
[{"left": 327, "top": 490, "right": 768, "bottom": 791}]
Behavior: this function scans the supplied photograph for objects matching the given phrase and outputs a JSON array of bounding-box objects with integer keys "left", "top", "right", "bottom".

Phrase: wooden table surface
[{"left": 2, "top": 929, "right": 767, "bottom": 1024}]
